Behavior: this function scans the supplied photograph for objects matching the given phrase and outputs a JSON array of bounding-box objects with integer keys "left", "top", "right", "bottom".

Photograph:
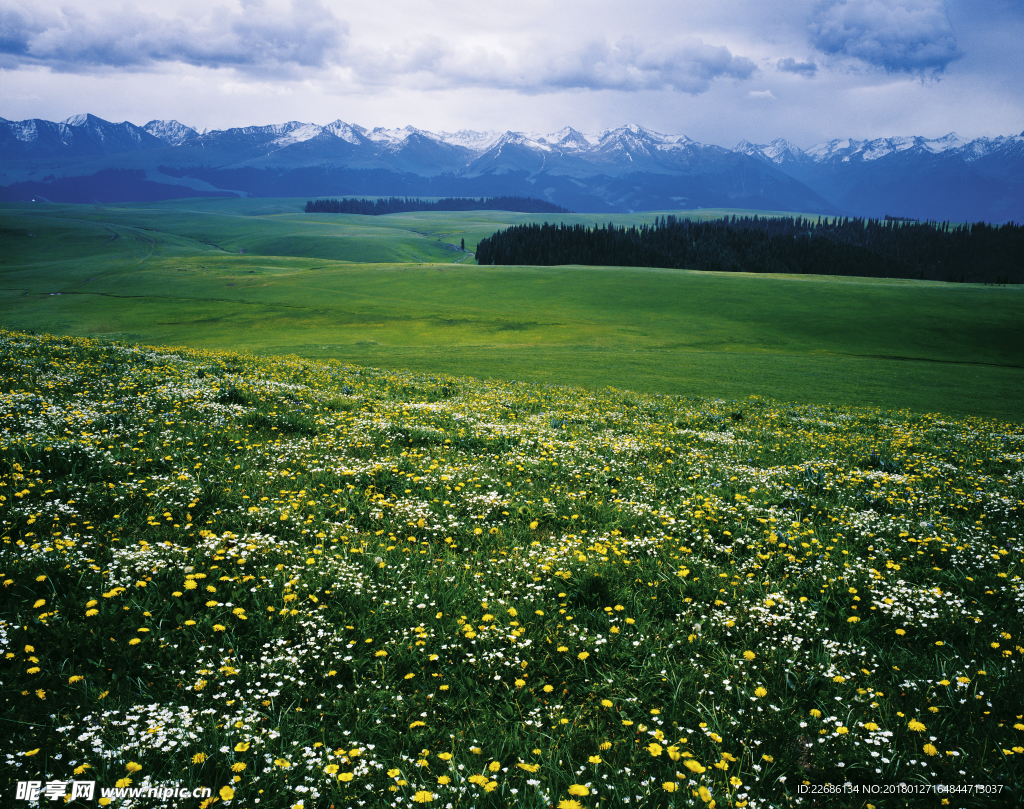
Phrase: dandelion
[
  {"left": 567, "top": 784, "right": 590, "bottom": 796},
  {"left": 557, "top": 801, "right": 583, "bottom": 809},
  {"left": 743, "top": 651, "right": 755, "bottom": 660},
  {"left": 754, "top": 687, "right": 767, "bottom": 698},
  {"left": 663, "top": 782, "right": 678, "bottom": 792},
  {"left": 412, "top": 790, "right": 435, "bottom": 802},
  {"left": 908, "top": 720, "right": 927, "bottom": 732}
]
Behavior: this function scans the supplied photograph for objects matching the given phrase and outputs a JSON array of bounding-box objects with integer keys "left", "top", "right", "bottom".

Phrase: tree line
[
  {"left": 474, "top": 215, "right": 1024, "bottom": 283},
  {"left": 304, "top": 196, "right": 570, "bottom": 215}
]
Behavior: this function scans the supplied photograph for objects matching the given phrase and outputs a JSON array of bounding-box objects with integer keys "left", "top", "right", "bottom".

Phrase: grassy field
[
  {"left": 5, "top": 198, "right": 1020, "bottom": 421},
  {"left": 1, "top": 331, "right": 1021, "bottom": 807}
]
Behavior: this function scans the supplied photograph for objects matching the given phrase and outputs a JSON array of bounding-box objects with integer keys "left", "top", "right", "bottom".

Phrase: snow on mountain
[
  {"left": 268, "top": 122, "right": 323, "bottom": 148},
  {"left": 143, "top": 120, "right": 198, "bottom": 146},
  {"left": 436, "top": 129, "right": 504, "bottom": 151},
  {"left": 322, "top": 120, "right": 369, "bottom": 144}
]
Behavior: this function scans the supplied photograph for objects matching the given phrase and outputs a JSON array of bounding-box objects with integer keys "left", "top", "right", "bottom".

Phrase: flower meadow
[{"left": 1, "top": 330, "right": 1022, "bottom": 809}]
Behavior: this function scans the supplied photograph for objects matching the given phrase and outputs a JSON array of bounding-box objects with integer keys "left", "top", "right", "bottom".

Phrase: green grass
[
  {"left": 2, "top": 199, "right": 1022, "bottom": 421},
  {"left": 1, "top": 331, "right": 1021, "bottom": 808}
]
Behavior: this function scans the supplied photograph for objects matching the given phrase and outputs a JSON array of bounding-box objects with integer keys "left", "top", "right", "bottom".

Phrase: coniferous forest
[
  {"left": 304, "top": 196, "right": 570, "bottom": 215},
  {"left": 475, "top": 215, "right": 1024, "bottom": 283}
]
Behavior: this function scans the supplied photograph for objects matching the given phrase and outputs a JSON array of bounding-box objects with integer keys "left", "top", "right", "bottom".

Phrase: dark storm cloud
[
  {"left": 0, "top": 0, "right": 347, "bottom": 73},
  {"left": 809, "top": 0, "right": 963, "bottom": 75},
  {"left": 776, "top": 57, "right": 818, "bottom": 76}
]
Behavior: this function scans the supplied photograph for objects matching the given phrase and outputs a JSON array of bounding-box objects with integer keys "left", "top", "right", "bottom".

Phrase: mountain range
[{"left": 2, "top": 113, "right": 1022, "bottom": 222}]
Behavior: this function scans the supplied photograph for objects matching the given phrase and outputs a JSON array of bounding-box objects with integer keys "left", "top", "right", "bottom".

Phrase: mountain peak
[{"left": 144, "top": 119, "right": 198, "bottom": 146}]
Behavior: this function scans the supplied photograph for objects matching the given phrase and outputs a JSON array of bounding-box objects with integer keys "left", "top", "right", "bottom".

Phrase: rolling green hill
[{"left": 2, "top": 198, "right": 1022, "bottom": 420}]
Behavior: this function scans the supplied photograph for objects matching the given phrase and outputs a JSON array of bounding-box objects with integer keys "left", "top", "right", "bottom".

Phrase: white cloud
[
  {"left": 0, "top": 0, "right": 348, "bottom": 74},
  {"left": 353, "top": 35, "right": 756, "bottom": 94}
]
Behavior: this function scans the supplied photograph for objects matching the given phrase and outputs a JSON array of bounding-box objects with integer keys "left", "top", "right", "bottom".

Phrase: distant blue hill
[{"left": 1, "top": 114, "right": 1021, "bottom": 221}]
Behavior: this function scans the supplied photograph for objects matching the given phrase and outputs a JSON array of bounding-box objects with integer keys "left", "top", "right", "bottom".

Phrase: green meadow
[
  {"left": 2, "top": 198, "right": 1021, "bottom": 421},
  {"left": 1, "top": 332, "right": 1021, "bottom": 808},
  {"left": 1, "top": 200, "right": 1023, "bottom": 807}
]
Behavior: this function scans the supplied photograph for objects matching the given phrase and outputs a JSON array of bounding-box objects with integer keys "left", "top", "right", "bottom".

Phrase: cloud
[
  {"left": 358, "top": 35, "right": 758, "bottom": 95},
  {"left": 747, "top": 89, "right": 777, "bottom": 100},
  {"left": 809, "top": 0, "right": 963, "bottom": 74},
  {"left": 0, "top": 0, "right": 348, "bottom": 74},
  {"left": 777, "top": 57, "right": 818, "bottom": 76}
]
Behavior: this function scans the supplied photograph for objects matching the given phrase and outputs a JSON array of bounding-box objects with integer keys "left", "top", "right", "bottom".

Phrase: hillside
[
  {"left": 2, "top": 199, "right": 1022, "bottom": 421},
  {"left": 1, "top": 330, "right": 1021, "bottom": 806}
]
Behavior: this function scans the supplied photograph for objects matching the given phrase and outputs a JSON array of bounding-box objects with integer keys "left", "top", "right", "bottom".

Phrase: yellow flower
[
  {"left": 115, "top": 778, "right": 131, "bottom": 789},
  {"left": 192, "top": 753, "right": 207, "bottom": 764},
  {"left": 647, "top": 742, "right": 663, "bottom": 756},
  {"left": 663, "top": 782, "right": 677, "bottom": 792},
  {"left": 557, "top": 801, "right": 583, "bottom": 809},
  {"left": 230, "top": 763, "right": 246, "bottom": 772},
  {"left": 578, "top": 651, "right": 590, "bottom": 660},
  {"left": 437, "top": 775, "right": 451, "bottom": 785},
  {"left": 588, "top": 755, "right": 602, "bottom": 764},
  {"left": 125, "top": 762, "right": 143, "bottom": 772},
  {"left": 324, "top": 764, "right": 339, "bottom": 774},
  {"left": 836, "top": 726, "right": 849, "bottom": 734},
  {"left": 908, "top": 720, "right": 926, "bottom": 732},
  {"left": 567, "top": 784, "right": 590, "bottom": 796},
  {"left": 698, "top": 785, "right": 713, "bottom": 803},
  {"left": 684, "top": 759, "right": 706, "bottom": 774},
  {"left": 743, "top": 651, "right": 755, "bottom": 660},
  {"left": 27, "top": 667, "right": 40, "bottom": 674},
  {"left": 923, "top": 743, "right": 939, "bottom": 756},
  {"left": 412, "top": 789, "right": 436, "bottom": 803},
  {"left": 128, "top": 638, "right": 141, "bottom": 646},
  {"left": 517, "top": 762, "right": 540, "bottom": 773},
  {"left": 234, "top": 742, "right": 250, "bottom": 752},
  {"left": 338, "top": 772, "right": 354, "bottom": 782},
  {"left": 212, "top": 624, "right": 226, "bottom": 632},
  {"left": 69, "top": 675, "right": 84, "bottom": 684},
  {"left": 895, "top": 629, "right": 906, "bottom": 636},
  {"left": 864, "top": 722, "right": 879, "bottom": 731},
  {"left": 219, "top": 786, "right": 234, "bottom": 801},
  {"left": 754, "top": 687, "right": 767, "bottom": 698},
  {"left": 33, "top": 599, "right": 46, "bottom": 608},
  {"left": 25, "top": 749, "right": 40, "bottom": 756}
]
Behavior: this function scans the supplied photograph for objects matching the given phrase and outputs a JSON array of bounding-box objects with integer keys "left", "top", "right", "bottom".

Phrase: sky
[{"left": 1, "top": 0, "right": 1022, "bottom": 148}]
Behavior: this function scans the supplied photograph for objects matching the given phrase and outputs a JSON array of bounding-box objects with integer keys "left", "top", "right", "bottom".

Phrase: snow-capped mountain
[
  {"left": 143, "top": 119, "right": 198, "bottom": 146},
  {"left": 737, "top": 130, "right": 1024, "bottom": 223},
  {"left": 1, "top": 113, "right": 1021, "bottom": 221}
]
